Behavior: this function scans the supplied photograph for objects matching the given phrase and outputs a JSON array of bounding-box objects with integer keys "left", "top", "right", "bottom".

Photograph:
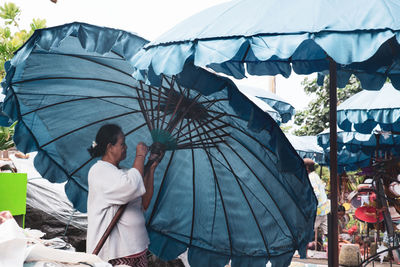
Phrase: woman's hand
[
  {"left": 136, "top": 142, "right": 148, "bottom": 158},
  {"left": 149, "top": 151, "right": 164, "bottom": 170}
]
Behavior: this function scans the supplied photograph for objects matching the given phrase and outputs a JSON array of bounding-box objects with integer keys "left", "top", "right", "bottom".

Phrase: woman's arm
[
  {"left": 133, "top": 142, "right": 148, "bottom": 177},
  {"left": 142, "top": 152, "right": 163, "bottom": 210},
  {"left": 142, "top": 162, "right": 155, "bottom": 210}
]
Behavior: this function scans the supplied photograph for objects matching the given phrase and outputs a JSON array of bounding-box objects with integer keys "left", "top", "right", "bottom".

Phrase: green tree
[
  {"left": 293, "top": 75, "right": 362, "bottom": 136},
  {"left": 0, "top": 2, "right": 46, "bottom": 148},
  {"left": 0, "top": 2, "right": 46, "bottom": 79}
]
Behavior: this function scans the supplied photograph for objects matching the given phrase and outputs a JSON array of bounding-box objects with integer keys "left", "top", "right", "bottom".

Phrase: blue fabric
[
  {"left": 317, "top": 129, "right": 400, "bottom": 172},
  {"left": 317, "top": 129, "right": 400, "bottom": 155},
  {"left": 237, "top": 85, "right": 295, "bottom": 123},
  {"left": 285, "top": 134, "right": 325, "bottom": 165},
  {"left": 337, "top": 83, "right": 400, "bottom": 133},
  {"left": 324, "top": 148, "right": 372, "bottom": 173},
  {"left": 1, "top": 22, "right": 316, "bottom": 266},
  {"left": 132, "top": 0, "right": 400, "bottom": 91}
]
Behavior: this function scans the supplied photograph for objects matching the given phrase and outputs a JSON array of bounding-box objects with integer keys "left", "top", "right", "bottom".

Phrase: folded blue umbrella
[{"left": 1, "top": 22, "right": 316, "bottom": 267}]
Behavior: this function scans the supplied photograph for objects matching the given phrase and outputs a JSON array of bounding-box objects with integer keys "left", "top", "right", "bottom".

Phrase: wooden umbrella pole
[
  {"left": 328, "top": 58, "right": 339, "bottom": 267},
  {"left": 92, "top": 159, "right": 155, "bottom": 255}
]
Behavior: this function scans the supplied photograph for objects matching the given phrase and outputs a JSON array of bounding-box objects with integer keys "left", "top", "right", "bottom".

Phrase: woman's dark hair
[{"left": 88, "top": 124, "right": 123, "bottom": 158}]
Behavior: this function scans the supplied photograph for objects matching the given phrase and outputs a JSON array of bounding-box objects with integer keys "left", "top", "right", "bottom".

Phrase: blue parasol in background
[
  {"left": 317, "top": 129, "right": 400, "bottom": 172},
  {"left": 1, "top": 22, "right": 316, "bottom": 267},
  {"left": 285, "top": 134, "right": 325, "bottom": 165},
  {"left": 130, "top": 1, "right": 400, "bottom": 264},
  {"left": 241, "top": 92, "right": 282, "bottom": 124},
  {"left": 337, "top": 83, "right": 400, "bottom": 134},
  {"left": 318, "top": 129, "right": 400, "bottom": 155},
  {"left": 237, "top": 85, "right": 295, "bottom": 123}
]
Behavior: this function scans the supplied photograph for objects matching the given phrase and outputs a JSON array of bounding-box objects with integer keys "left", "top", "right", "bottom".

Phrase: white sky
[{"left": 8, "top": 0, "right": 314, "bottom": 111}]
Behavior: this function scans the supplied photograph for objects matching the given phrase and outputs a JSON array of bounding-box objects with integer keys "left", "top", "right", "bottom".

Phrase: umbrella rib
[
  {"left": 6, "top": 86, "right": 88, "bottom": 192},
  {"left": 14, "top": 91, "right": 168, "bottom": 102},
  {"left": 20, "top": 95, "right": 142, "bottom": 116},
  {"left": 147, "top": 150, "right": 176, "bottom": 226},
  {"left": 166, "top": 93, "right": 202, "bottom": 133},
  {"left": 35, "top": 52, "right": 136, "bottom": 79},
  {"left": 147, "top": 118, "right": 185, "bottom": 226},
  {"left": 160, "top": 82, "right": 176, "bottom": 131},
  {"left": 206, "top": 120, "right": 308, "bottom": 222},
  {"left": 39, "top": 110, "right": 143, "bottom": 149},
  {"left": 136, "top": 80, "right": 153, "bottom": 131},
  {"left": 164, "top": 88, "right": 187, "bottom": 133},
  {"left": 171, "top": 112, "right": 226, "bottom": 139},
  {"left": 208, "top": 112, "right": 276, "bottom": 156},
  {"left": 13, "top": 76, "right": 168, "bottom": 102},
  {"left": 187, "top": 123, "right": 196, "bottom": 246},
  {"left": 146, "top": 82, "right": 156, "bottom": 130},
  {"left": 177, "top": 123, "right": 229, "bottom": 144},
  {"left": 201, "top": 123, "right": 299, "bottom": 245},
  {"left": 199, "top": 127, "right": 272, "bottom": 257},
  {"left": 192, "top": 120, "right": 233, "bottom": 256},
  {"left": 156, "top": 86, "right": 162, "bottom": 130}
]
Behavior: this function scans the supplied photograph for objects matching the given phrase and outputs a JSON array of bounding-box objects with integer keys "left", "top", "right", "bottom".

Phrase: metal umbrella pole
[{"left": 328, "top": 58, "right": 339, "bottom": 267}]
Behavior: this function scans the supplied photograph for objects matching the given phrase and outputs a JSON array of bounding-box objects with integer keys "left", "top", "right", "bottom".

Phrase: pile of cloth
[{"left": 0, "top": 210, "right": 110, "bottom": 267}]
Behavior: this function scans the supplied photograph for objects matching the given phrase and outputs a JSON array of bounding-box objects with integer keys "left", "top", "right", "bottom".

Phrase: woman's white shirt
[{"left": 86, "top": 160, "right": 149, "bottom": 261}]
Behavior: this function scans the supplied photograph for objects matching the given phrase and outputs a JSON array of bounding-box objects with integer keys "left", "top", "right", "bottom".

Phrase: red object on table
[{"left": 355, "top": 206, "right": 384, "bottom": 223}]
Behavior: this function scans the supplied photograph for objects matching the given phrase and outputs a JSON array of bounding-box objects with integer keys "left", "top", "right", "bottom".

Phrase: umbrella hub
[
  {"left": 162, "top": 89, "right": 210, "bottom": 122},
  {"left": 150, "top": 128, "right": 177, "bottom": 151},
  {"left": 149, "top": 142, "right": 167, "bottom": 154}
]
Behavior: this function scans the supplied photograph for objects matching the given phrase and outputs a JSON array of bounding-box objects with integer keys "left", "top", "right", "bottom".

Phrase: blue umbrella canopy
[
  {"left": 337, "top": 83, "right": 400, "bottom": 134},
  {"left": 317, "top": 129, "right": 400, "bottom": 172},
  {"left": 324, "top": 148, "right": 371, "bottom": 173},
  {"left": 1, "top": 22, "right": 316, "bottom": 267},
  {"left": 318, "top": 128, "right": 400, "bottom": 155},
  {"left": 238, "top": 85, "right": 295, "bottom": 123},
  {"left": 132, "top": 0, "right": 400, "bottom": 90},
  {"left": 285, "top": 134, "right": 325, "bottom": 165}
]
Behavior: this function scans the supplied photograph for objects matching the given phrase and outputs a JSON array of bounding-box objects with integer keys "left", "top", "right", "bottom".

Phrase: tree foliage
[
  {"left": 293, "top": 75, "right": 362, "bottom": 136},
  {"left": 0, "top": 2, "right": 46, "bottom": 79},
  {"left": 0, "top": 2, "right": 46, "bottom": 149}
]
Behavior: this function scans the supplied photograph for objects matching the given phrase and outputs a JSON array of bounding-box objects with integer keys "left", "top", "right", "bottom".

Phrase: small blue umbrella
[
  {"left": 130, "top": 1, "right": 400, "bottom": 264},
  {"left": 285, "top": 134, "right": 325, "bottom": 165},
  {"left": 1, "top": 22, "right": 316, "bottom": 267},
  {"left": 323, "top": 148, "right": 371, "bottom": 173},
  {"left": 317, "top": 129, "right": 400, "bottom": 172},
  {"left": 238, "top": 85, "right": 295, "bottom": 123},
  {"left": 318, "top": 129, "right": 400, "bottom": 155},
  {"left": 242, "top": 92, "right": 282, "bottom": 124},
  {"left": 338, "top": 83, "right": 400, "bottom": 134}
]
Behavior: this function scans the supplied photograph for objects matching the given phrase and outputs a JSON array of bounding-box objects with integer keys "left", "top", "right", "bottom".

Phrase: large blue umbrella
[
  {"left": 1, "top": 22, "right": 316, "bottom": 267},
  {"left": 131, "top": 1, "right": 400, "bottom": 265},
  {"left": 338, "top": 83, "right": 400, "bottom": 134},
  {"left": 238, "top": 85, "right": 295, "bottom": 123}
]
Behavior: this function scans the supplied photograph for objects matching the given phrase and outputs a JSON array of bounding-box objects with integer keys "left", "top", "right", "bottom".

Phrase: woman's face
[{"left": 111, "top": 132, "right": 127, "bottom": 162}]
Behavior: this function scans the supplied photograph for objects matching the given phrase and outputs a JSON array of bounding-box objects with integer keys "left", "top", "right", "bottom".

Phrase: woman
[{"left": 86, "top": 124, "right": 160, "bottom": 266}]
